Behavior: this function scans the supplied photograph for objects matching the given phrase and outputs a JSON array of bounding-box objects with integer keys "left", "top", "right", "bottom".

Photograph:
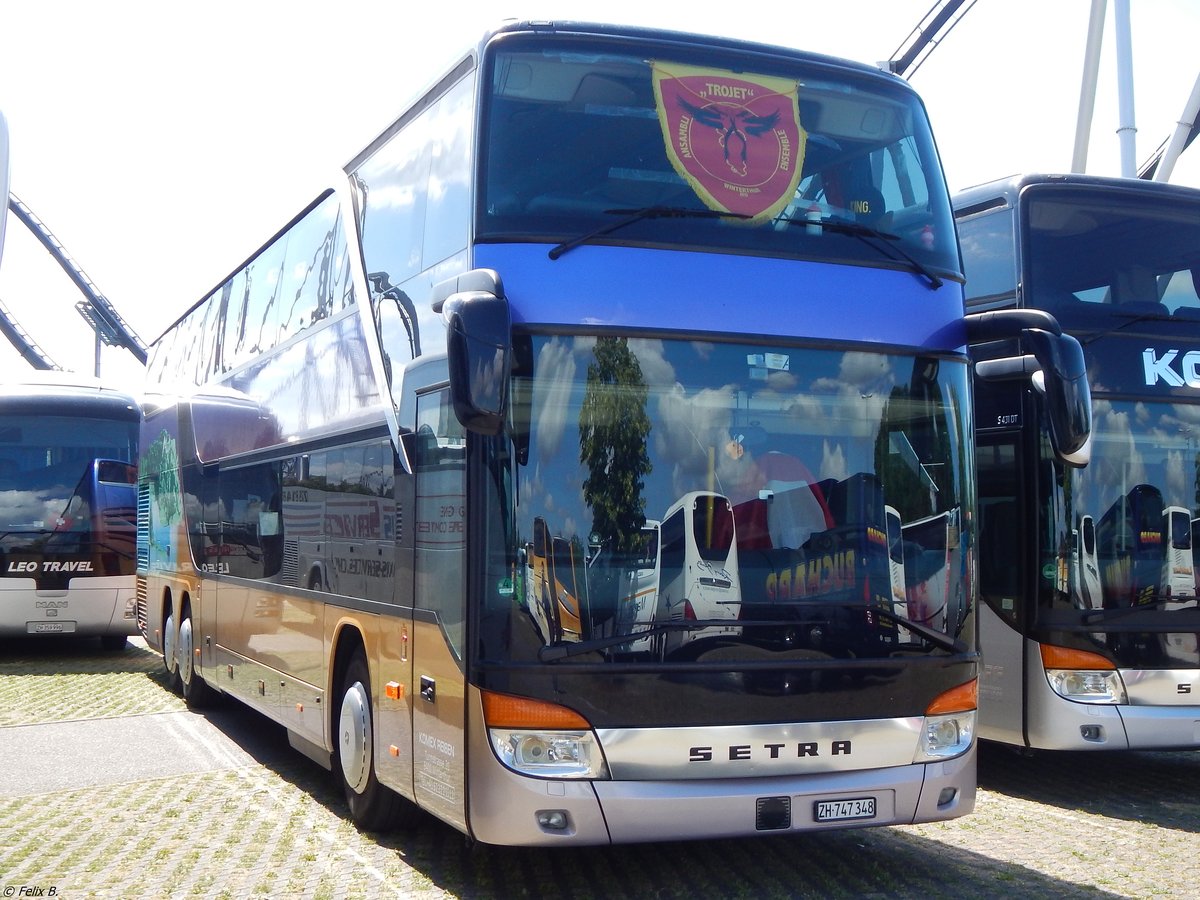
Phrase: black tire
[
  {"left": 178, "top": 605, "right": 217, "bottom": 708},
  {"left": 334, "top": 652, "right": 411, "bottom": 831}
]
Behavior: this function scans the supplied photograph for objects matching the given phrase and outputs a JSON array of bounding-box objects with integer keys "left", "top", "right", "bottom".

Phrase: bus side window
[
  {"left": 979, "top": 498, "right": 1020, "bottom": 625},
  {"left": 414, "top": 390, "right": 467, "bottom": 661}
]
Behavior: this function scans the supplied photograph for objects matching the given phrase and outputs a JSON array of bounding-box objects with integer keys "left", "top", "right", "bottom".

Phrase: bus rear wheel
[
  {"left": 162, "top": 606, "right": 181, "bottom": 693},
  {"left": 335, "top": 653, "right": 408, "bottom": 831},
  {"left": 178, "top": 606, "right": 216, "bottom": 708}
]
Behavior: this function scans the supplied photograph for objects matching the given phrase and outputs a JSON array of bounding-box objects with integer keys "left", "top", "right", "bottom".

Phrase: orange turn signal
[
  {"left": 925, "top": 678, "right": 977, "bottom": 715},
  {"left": 481, "top": 690, "right": 591, "bottom": 729},
  {"left": 1040, "top": 644, "right": 1115, "bottom": 670}
]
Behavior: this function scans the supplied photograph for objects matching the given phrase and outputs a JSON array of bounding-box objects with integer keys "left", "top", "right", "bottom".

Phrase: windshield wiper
[
  {"left": 859, "top": 604, "right": 967, "bottom": 653},
  {"left": 1081, "top": 309, "right": 1176, "bottom": 345},
  {"left": 536, "top": 605, "right": 967, "bottom": 662},
  {"left": 786, "top": 215, "right": 944, "bottom": 290},
  {"left": 548, "top": 206, "right": 750, "bottom": 260},
  {"left": 538, "top": 618, "right": 737, "bottom": 661},
  {"left": 1081, "top": 595, "right": 1199, "bottom": 625}
]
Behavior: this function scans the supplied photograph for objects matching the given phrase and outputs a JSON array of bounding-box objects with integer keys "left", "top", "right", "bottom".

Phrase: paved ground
[{"left": 0, "top": 636, "right": 1197, "bottom": 899}]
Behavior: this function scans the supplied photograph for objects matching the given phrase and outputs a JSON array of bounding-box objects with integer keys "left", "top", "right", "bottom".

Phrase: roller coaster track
[
  {"left": 0, "top": 292, "right": 59, "bottom": 370},
  {"left": 5, "top": 193, "right": 147, "bottom": 365}
]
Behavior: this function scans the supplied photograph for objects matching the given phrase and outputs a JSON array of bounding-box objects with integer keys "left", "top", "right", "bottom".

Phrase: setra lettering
[{"left": 689, "top": 740, "right": 853, "bottom": 762}]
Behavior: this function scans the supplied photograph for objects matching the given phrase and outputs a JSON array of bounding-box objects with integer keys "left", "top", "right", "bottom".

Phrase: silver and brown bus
[{"left": 138, "top": 21, "right": 1087, "bottom": 844}]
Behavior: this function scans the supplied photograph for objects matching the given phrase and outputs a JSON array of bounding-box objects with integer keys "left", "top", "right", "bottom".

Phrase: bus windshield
[
  {"left": 1039, "top": 396, "right": 1200, "bottom": 666},
  {"left": 0, "top": 414, "right": 138, "bottom": 574},
  {"left": 1023, "top": 185, "right": 1200, "bottom": 333},
  {"left": 481, "top": 336, "right": 972, "bottom": 666},
  {"left": 478, "top": 37, "right": 958, "bottom": 276}
]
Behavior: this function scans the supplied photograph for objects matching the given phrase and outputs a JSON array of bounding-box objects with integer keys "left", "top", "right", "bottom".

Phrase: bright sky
[{"left": 2, "top": 0, "right": 1199, "bottom": 388}]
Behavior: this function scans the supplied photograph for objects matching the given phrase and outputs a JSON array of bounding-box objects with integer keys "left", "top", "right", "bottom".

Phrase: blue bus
[
  {"left": 138, "top": 22, "right": 1086, "bottom": 844},
  {"left": 956, "top": 173, "right": 1200, "bottom": 751}
]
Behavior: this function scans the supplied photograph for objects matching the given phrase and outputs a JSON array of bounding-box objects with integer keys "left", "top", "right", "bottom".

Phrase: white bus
[
  {"left": 0, "top": 375, "right": 140, "bottom": 648},
  {"left": 1161, "top": 506, "right": 1194, "bottom": 600},
  {"left": 613, "top": 492, "right": 741, "bottom": 657}
]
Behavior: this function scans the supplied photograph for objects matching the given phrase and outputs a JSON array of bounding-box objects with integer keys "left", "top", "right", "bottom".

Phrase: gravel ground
[{"left": 1, "top": 636, "right": 1196, "bottom": 899}]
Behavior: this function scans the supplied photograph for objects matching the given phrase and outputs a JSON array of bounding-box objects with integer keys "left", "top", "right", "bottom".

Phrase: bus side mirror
[
  {"left": 1021, "top": 329, "right": 1092, "bottom": 466},
  {"left": 435, "top": 270, "right": 512, "bottom": 435},
  {"left": 965, "top": 309, "right": 1093, "bottom": 467}
]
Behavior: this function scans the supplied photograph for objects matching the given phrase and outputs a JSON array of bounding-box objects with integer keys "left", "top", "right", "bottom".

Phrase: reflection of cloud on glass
[
  {"left": 1165, "top": 448, "right": 1187, "bottom": 504},
  {"left": 533, "top": 338, "right": 576, "bottom": 461},
  {"left": 840, "top": 351, "right": 893, "bottom": 387},
  {"left": 764, "top": 370, "right": 799, "bottom": 391},
  {"left": 0, "top": 490, "right": 61, "bottom": 528},
  {"left": 1168, "top": 402, "right": 1200, "bottom": 427},
  {"left": 820, "top": 438, "right": 848, "bottom": 482},
  {"left": 658, "top": 384, "right": 737, "bottom": 495},
  {"left": 627, "top": 338, "right": 674, "bottom": 387},
  {"left": 1092, "top": 401, "right": 1147, "bottom": 498},
  {"left": 784, "top": 394, "right": 824, "bottom": 422}
]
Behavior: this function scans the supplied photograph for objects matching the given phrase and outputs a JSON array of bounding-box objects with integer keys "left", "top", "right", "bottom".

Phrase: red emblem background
[{"left": 653, "top": 63, "right": 806, "bottom": 223}]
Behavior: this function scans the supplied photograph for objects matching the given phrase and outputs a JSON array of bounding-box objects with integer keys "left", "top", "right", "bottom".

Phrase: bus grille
[
  {"left": 136, "top": 481, "right": 151, "bottom": 572},
  {"left": 135, "top": 576, "right": 148, "bottom": 634},
  {"left": 282, "top": 539, "right": 299, "bottom": 587}
]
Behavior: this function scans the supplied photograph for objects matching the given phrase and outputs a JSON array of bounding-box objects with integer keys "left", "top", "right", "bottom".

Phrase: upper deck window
[
  {"left": 1023, "top": 185, "right": 1200, "bottom": 334},
  {"left": 477, "top": 36, "right": 958, "bottom": 276}
]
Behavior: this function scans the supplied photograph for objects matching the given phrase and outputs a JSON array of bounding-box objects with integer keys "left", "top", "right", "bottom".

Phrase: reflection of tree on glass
[
  {"left": 579, "top": 337, "right": 652, "bottom": 636},
  {"left": 579, "top": 336, "right": 652, "bottom": 553}
]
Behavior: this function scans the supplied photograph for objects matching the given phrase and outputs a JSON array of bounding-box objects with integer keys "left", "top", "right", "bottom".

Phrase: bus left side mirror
[
  {"left": 436, "top": 270, "right": 512, "bottom": 435},
  {"left": 1022, "top": 329, "right": 1092, "bottom": 466},
  {"left": 966, "top": 309, "right": 1092, "bottom": 467}
]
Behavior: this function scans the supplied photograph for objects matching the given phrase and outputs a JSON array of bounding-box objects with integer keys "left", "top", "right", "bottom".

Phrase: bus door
[
  {"left": 406, "top": 388, "right": 468, "bottom": 830},
  {"left": 975, "top": 431, "right": 1028, "bottom": 745}
]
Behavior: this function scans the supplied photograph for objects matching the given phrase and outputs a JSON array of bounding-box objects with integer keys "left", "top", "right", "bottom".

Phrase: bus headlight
[
  {"left": 482, "top": 690, "right": 609, "bottom": 779},
  {"left": 490, "top": 729, "right": 605, "bottom": 778},
  {"left": 914, "top": 679, "right": 976, "bottom": 762},
  {"left": 915, "top": 711, "right": 976, "bottom": 761},
  {"left": 1041, "top": 644, "right": 1126, "bottom": 704},
  {"left": 1045, "top": 669, "right": 1126, "bottom": 704}
]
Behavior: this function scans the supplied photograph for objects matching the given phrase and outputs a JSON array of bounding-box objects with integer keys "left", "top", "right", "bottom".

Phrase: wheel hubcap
[
  {"left": 339, "top": 681, "right": 371, "bottom": 792},
  {"left": 179, "top": 617, "right": 194, "bottom": 683},
  {"left": 163, "top": 613, "right": 177, "bottom": 675}
]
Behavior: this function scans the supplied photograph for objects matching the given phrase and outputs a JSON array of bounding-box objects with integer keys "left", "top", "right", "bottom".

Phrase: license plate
[
  {"left": 814, "top": 797, "right": 876, "bottom": 822},
  {"left": 28, "top": 621, "right": 75, "bottom": 634}
]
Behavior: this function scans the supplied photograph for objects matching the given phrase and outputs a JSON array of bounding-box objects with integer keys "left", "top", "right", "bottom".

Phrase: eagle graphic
[{"left": 677, "top": 95, "right": 781, "bottom": 177}]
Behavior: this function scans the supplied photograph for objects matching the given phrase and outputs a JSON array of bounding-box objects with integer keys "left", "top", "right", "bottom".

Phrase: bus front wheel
[{"left": 335, "top": 653, "right": 407, "bottom": 831}]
